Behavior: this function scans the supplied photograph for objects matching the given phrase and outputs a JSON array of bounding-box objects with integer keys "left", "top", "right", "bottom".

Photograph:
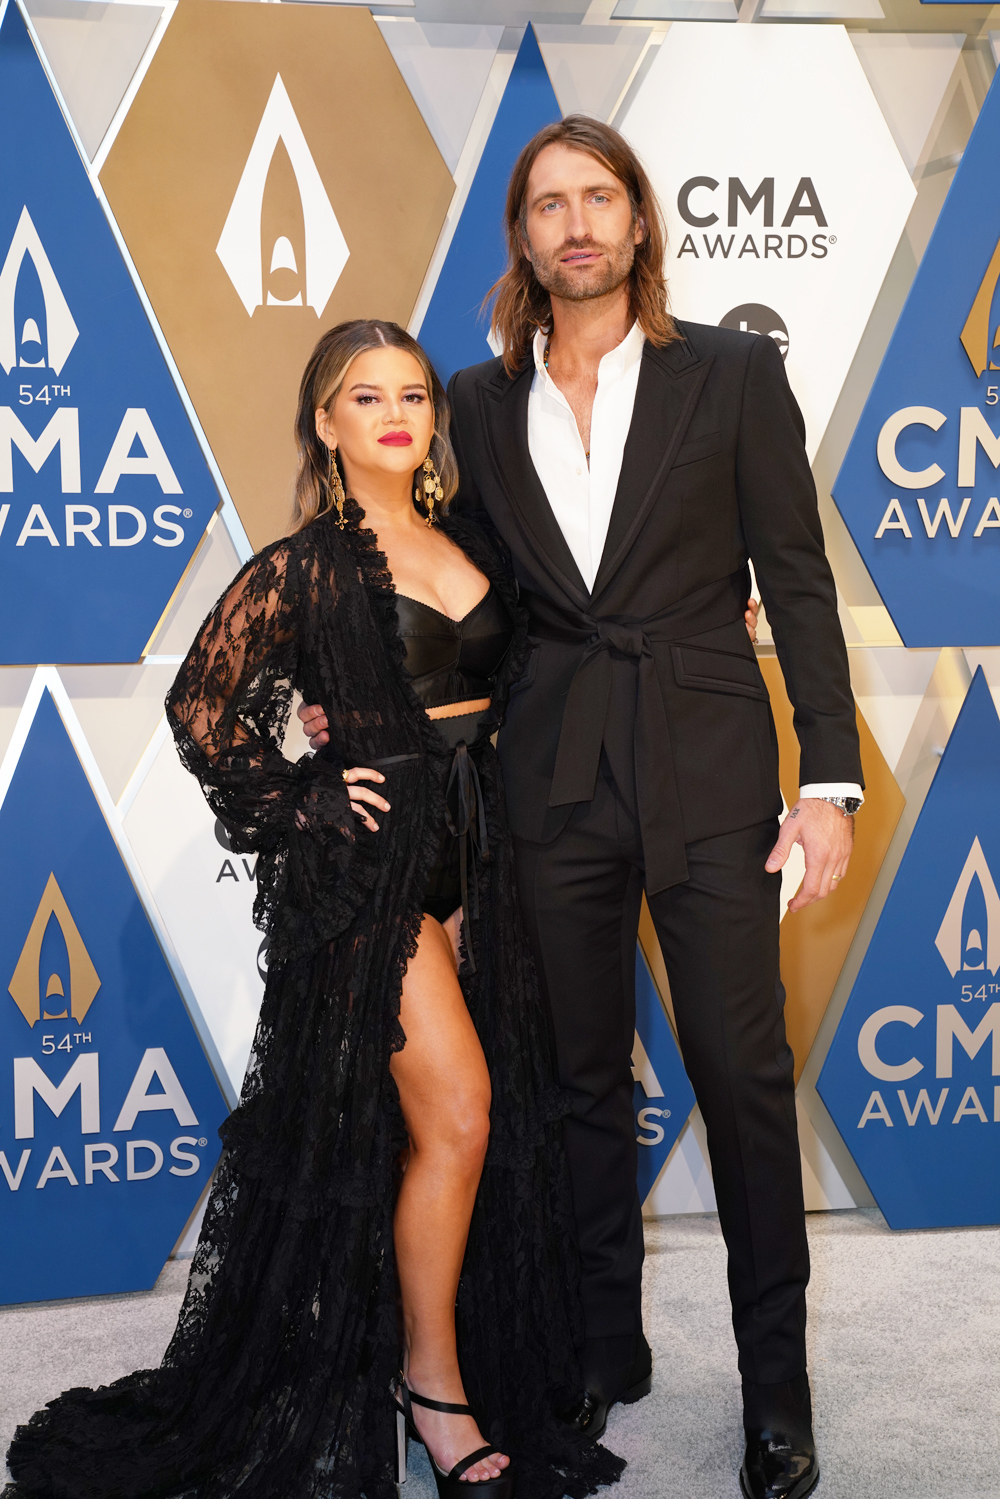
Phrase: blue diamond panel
[
  {"left": 0, "top": 690, "right": 228, "bottom": 1304},
  {"left": 818, "top": 669, "right": 1000, "bottom": 1230},
  {"left": 633, "top": 946, "right": 696, "bottom": 1203},
  {"left": 0, "top": 3, "right": 220, "bottom": 664},
  {"left": 417, "top": 24, "right": 561, "bottom": 387},
  {"left": 833, "top": 69, "right": 1000, "bottom": 647}
]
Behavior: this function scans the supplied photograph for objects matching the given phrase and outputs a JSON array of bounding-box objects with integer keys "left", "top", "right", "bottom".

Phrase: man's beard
[{"left": 528, "top": 229, "right": 636, "bottom": 303}]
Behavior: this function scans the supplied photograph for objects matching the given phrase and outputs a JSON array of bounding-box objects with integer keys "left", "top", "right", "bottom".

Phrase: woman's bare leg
[{"left": 390, "top": 913, "right": 508, "bottom": 1483}]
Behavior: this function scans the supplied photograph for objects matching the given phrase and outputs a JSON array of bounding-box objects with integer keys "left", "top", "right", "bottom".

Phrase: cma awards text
[
  {"left": 873, "top": 403, "right": 1000, "bottom": 541},
  {"left": 856, "top": 1002, "right": 1000, "bottom": 1130},
  {"left": 673, "top": 175, "right": 834, "bottom": 261},
  {"left": 0, "top": 1136, "right": 205, "bottom": 1191},
  {"left": 0, "top": 401, "right": 190, "bottom": 547},
  {"left": 0, "top": 1046, "right": 208, "bottom": 1192},
  {"left": 675, "top": 234, "right": 832, "bottom": 262}
]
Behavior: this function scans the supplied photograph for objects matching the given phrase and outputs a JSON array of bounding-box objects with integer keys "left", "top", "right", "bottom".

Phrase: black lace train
[{"left": 3, "top": 504, "right": 626, "bottom": 1499}]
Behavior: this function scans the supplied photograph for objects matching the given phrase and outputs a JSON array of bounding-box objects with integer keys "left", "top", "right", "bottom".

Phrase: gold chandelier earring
[
  {"left": 416, "top": 454, "right": 443, "bottom": 527},
  {"left": 328, "top": 445, "right": 347, "bottom": 529}
]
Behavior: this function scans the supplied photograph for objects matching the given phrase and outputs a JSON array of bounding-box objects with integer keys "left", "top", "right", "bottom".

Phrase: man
[{"left": 302, "top": 117, "right": 862, "bottom": 1499}]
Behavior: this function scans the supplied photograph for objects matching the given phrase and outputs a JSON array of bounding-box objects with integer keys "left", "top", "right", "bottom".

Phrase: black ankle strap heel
[
  {"left": 394, "top": 1379, "right": 515, "bottom": 1496},
  {"left": 395, "top": 1392, "right": 408, "bottom": 1485}
]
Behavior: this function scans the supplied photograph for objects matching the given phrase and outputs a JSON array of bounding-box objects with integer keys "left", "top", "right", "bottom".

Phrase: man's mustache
[{"left": 554, "top": 238, "right": 604, "bottom": 256}]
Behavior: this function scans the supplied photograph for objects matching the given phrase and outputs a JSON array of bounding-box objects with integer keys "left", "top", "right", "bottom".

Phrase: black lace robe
[{"left": 4, "top": 505, "right": 625, "bottom": 1499}]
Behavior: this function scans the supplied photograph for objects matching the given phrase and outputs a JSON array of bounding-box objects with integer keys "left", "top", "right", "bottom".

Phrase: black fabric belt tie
[
  {"left": 444, "top": 741, "right": 489, "bottom": 971},
  {"left": 527, "top": 566, "right": 751, "bottom": 897}
]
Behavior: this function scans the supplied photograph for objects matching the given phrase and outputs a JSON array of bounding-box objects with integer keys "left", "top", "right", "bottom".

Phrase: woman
[{"left": 3, "top": 321, "right": 626, "bottom": 1499}]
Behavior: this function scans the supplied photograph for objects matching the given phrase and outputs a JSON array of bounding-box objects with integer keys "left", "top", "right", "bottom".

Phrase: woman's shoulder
[
  {"left": 248, "top": 510, "right": 354, "bottom": 577},
  {"left": 213, "top": 513, "right": 352, "bottom": 620}
]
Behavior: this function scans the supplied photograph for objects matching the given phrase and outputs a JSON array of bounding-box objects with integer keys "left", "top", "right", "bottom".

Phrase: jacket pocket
[
  {"left": 673, "top": 430, "right": 722, "bottom": 468},
  {"left": 671, "top": 641, "right": 770, "bottom": 702}
]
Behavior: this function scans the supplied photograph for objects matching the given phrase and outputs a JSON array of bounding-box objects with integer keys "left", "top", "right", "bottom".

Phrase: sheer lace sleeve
[{"left": 166, "top": 541, "right": 363, "bottom": 960}]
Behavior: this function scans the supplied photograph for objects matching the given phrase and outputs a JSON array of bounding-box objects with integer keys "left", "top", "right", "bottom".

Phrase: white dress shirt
[
  {"left": 527, "top": 321, "right": 644, "bottom": 593},
  {"left": 525, "top": 322, "right": 862, "bottom": 807}
]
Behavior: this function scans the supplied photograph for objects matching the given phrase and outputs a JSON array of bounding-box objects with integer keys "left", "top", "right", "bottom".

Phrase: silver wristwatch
[{"left": 818, "top": 795, "right": 862, "bottom": 816}]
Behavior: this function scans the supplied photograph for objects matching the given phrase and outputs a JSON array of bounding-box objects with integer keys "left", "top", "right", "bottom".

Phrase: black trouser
[{"left": 512, "top": 756, "right": 809, "bottom": 1383}]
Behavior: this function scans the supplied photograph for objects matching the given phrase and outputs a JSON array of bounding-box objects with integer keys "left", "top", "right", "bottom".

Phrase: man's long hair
[{"left": 486, "top": 115, "right": 677, "bottom": 378}]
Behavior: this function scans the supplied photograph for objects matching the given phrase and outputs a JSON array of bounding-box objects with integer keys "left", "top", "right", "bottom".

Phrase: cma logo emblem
[
  {"left": 0, "top": 213, "right": 187, "bottom": 541},
  {"left": 677, "top": 176, "right": 827, "bottom": 230},
  {"left": 0, "top": 207, "right": 78, "bottom": 375},
  {"left": 935, "top": 838, "right": 1000, "bottom": 977},
  {"left": 8, "top": 873, "right": 100, "bottom": 1028},
  {"left": 216, "top": 74, "right": 349, "bottom": 317},
  {"left": 674, "top": 177, "right": 833, "bottom": 264},
  {"left": 960, "top": 236, "right": 1000, "bottom": 377},
  {"left": 873, "top": 402, "right": 1000, "bottom": 541},
  {"left": 873, "top": 248, "right": 1000, "bottom": 540},
  {"left": 854, "top": 840, "right": 1000, "bottom": 1129}
]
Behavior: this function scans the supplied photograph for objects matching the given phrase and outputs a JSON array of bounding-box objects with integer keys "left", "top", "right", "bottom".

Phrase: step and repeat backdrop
[{"left": 1, "top": 0, "right": 999, "bottom": 1303}]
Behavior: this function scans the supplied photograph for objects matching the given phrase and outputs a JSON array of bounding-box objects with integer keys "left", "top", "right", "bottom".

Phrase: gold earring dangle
[
  {"left": 328, "top": 446, "right": 347, "bottom": 529},
  {"left": 417, "top": 454, "right": 444, "bottom": 527}
]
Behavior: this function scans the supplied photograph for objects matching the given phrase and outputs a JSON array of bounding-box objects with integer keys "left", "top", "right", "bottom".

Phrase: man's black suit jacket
[{"left": 447, "top": 319, "right": 863, "bottom": 883}]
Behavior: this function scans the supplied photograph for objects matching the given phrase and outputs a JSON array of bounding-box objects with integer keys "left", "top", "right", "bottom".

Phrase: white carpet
[{"left": 2, "top": 1209, "right": 998, "bottom": 1497}]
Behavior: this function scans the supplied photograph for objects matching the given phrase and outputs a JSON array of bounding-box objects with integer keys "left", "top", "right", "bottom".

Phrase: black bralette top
[{"left": 395, "top": 585, "right": 513, "bottom": 710}]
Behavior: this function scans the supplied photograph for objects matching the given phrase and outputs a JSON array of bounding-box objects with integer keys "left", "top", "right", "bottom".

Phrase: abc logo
[{"left": 719, "top": 304, "right": 788, "bottom": 361}]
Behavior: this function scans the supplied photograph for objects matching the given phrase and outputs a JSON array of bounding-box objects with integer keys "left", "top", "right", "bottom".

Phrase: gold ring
[
  {"left": 342, "top": 768, "right": 350, "bottom": 783},
  {"left": 831, "top": 874, "right": 841, "bottom": 881}
]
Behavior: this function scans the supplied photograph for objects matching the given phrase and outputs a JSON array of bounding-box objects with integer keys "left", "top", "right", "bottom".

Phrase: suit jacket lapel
[
  {"left": 589, "top": 335, "right": 713, "bottom": 607},
  {"left": 477, "top": 363, "right": 590, "bottom": 607}
]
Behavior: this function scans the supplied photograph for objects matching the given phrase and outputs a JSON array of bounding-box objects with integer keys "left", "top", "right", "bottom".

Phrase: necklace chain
[{"left": 543, "top": 338, "right": 589, "bottom": 461}]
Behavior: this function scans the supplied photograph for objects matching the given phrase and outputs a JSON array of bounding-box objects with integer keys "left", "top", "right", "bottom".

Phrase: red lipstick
[{"left": 378, "top": 432, "right": 413, "bottom": 447}]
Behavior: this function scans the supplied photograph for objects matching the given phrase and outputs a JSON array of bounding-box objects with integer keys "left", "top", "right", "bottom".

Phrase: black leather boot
[
  {"left": 557, "top": 1332, "right": 653, "bottom": 1441},
  {"left": 740, "top": 1371, "right": 819, "bottom": 1499}
]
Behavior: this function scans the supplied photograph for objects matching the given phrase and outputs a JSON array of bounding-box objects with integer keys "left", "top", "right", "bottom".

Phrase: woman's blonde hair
[
  {"left": 290, "top": 320, "right": 458, "bottom": 534},
  {"left": 486, "top": 115, "right": 678, "bottom": 378}
]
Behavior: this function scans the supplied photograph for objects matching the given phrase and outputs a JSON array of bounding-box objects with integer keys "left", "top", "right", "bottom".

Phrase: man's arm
[{"left": 736, "top": 333, "right": 862, "bottom": 908}]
